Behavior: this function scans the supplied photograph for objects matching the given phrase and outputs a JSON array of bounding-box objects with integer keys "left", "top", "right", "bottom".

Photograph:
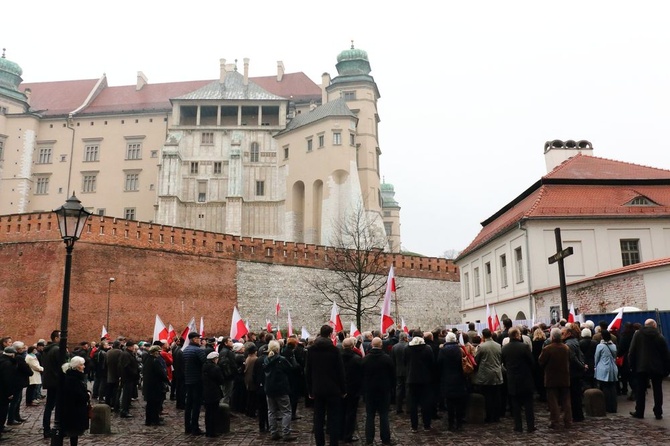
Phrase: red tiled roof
[
  {"left": 21, "top": 72, "right": 320, "bottom": 117},
  {"left": 458, "top": 155, "right": 670, "bottom": 258}
]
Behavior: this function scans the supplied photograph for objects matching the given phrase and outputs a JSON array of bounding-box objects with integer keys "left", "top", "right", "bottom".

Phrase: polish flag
[
  {"left": 568, "top": 303, "right": 576, "bottom": 323},
  {"left": 153, "top": 315, "right": 169, "bottom": 343},
  {"left": 101, "top": 325, "right": 110, "bottom": 341},
  {"left": 491, "top": 306, "right": 501, "bottom": 332},
  {"left": 381, "top": 265, "right": 395, "bottom": 333},
  {"left": 167, "top": 324, "right": 176, "bottom": 345},
  {"left": 401, "top": 318, "right": 409, "bottom": 334},
  {"left": 459, "top": 332, "right": 465, "bottom": 346},
  {"left": 350, "top": 321, "right": 361, "bottom": 338},
  {"left": 301, "top": 327, "right": 311, "bottom": 340},
  {"left": 230, "top": 307, "right": 249, "bottom": 340},
  {"left": 287, "top": 310, "right": 293, "bottom": 336},
  {"left": 199, "top": 316, "right": 205, "bottom": 338},
  {"left": 266, "top": 319, "right": 272, "bottom": 332},
  {"left": 180, "top": 317, "right": 197, "bottom": 350},
  {"left": 276, "top": 297, "right": 281, "bottom": 316},
  {"left": 487, "top": 304, "right": 500, "bottom": 332},
  {"left": 608, "top": 308, "right": 624, "bottom": 332},
  {"left": 329, "top": 302, "right": 344, "bottom": 333},
  {"left": 276, "top": 321, "right": 282, "bottom": 340}
]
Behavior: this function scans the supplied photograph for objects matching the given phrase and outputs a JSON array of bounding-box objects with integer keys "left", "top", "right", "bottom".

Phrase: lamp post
[
  {"left": 51, "top": 193, "right": 91, "bottom": 446},
  {"left": 107, "top": 277, "right": 115, "bottom": 332}
]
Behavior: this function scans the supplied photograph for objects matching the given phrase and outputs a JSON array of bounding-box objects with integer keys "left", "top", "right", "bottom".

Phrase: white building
[{"left": 456, "top": 140, "right": 670, "bottom": 323}]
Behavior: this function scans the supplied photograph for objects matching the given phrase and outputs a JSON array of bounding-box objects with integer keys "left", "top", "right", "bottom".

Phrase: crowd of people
[{"left": 1, "top": 316, "right": 669, "bottom": 445}]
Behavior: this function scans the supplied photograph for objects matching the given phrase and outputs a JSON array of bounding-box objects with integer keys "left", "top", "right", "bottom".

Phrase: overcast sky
[{"left": 3, "top": 1, "right": 670, "bottom": 257}]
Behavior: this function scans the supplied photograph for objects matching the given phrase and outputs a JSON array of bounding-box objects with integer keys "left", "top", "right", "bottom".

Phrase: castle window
[
  {"left": 384, "top": 222, "right": 392, "bottom": 236},
  {"left": 38, "top": 147, "right": 53, "bottom": 164},
  {"left": 500, "top": 254, "right": 508, "bottom": 288},
  {"left": 126, "top": 142, "right": 142, "bottom": 160},
  {"left": 620, "top": 239, "right": 640, "bottom": 266},
  {"left": 318, "top": 134, "right": 324, "bottom": 148},
  {"left": 82, "top": 174, "right": 97, "bottom": 193},
  {"left": 250, "top": 142, "right": 260, "bottom": 162},
  {"left": 333, "top": 132, "right": 342, "bottom": 146},
  {"left": 473, "top": 267, "right": 481, "bottom": 297},
  {"left": 125, "top": 173, "right": 139, "bottom": 191},
  {"left": 284, "top": 146, "right": 289, "bottom": 159},
  {"left": 463, "top": 272, "right": 470, "bottom": 300},
  {"left": 213, "top": 162, "right": 222, "bottom": 174},
  {"left": 124, "top": 207, "right": 136, "bottom": 220},
  {"left": 515, "top": 247, "right": 524, "bottom": 283},
  {"left": 627, "top": 196, "right": 656, "bottom": 206},
  {"left": 256, "top": 180, "right": 265, "bottom": 196},
  {"left": 35, "top": 177, "right": 50, "bottom": 195},
  {"left": 84, "top": 144, "right": 99, "bottom": 162},
  {"left": 201, "top": 132, "right": 214, "bottom": 145},
  {"left": 190, "top": 162, "right": 199, "bottom": 174},
  {"left": 484, "top": 262, "right": 492, "bottom": 293},
  {"left": 307, "top": 139, "right": 313, "bottom": 152},
  {"left": 151, "top": 150, "right": 158, "bottom": 158},
  {"left": 198, "top": 181, "right": 207, "bottom": 202},
  {"left": 350, "top": 133, "right": 355, "bottom": 146},
  {"left": 342, "top": 91, "right": 356, "bottom": 100}
]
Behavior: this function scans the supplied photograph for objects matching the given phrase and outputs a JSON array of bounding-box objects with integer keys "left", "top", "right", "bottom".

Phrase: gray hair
[{"left": 550, "top": 328, "right": 562, "bottom": 342}]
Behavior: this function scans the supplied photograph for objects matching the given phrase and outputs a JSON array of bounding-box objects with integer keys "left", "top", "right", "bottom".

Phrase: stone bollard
[
  {"left": 216, "top": 402, "right": 231, "bottom": 434},
  {"left": 89, "top": 403, "right": 112, "bottom": 434},
  {"left": 583, "top": 388, "right": 606, "bottom": 417},
  {"left": 465, "top": 392, "right": 486, "bottom": 424}
]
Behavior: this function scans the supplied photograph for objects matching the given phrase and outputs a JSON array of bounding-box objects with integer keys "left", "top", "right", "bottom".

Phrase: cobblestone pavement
[{"left": 3, "top": 385, "right": 670, "bottom": 446}]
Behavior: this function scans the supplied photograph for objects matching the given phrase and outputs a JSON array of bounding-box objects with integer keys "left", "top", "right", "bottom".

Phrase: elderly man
[
  {"left": 391, "top": 332, "right": 409, "bottom": 414},
  {"left": 362, "top": 337, "right": 394, "bottom": 446},
  {"left": 473, "top": 328, "right": 503, "bottom": 423},
  {"left": 501, "top": 328, "right": 535, "bottom": 433},
  {"left": 628, "top": 319, "right": 670, "bottom": 420},
  {"left": 340, "top": 337, "right": 362, "bottom": 443},
  {"left": 539, "top": 328, "right": 572, "bottom": 429},
  {"left": 183, "top": 332, "right": 207, "bottom": 435}
]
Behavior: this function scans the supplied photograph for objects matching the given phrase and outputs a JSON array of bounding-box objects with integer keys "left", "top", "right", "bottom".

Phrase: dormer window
[{"left": 627, "top": 196, "right": 657, "bottom": 206}]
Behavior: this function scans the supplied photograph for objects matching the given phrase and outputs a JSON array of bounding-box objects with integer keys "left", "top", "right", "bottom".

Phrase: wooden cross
[{"left": 548, "top": 228, "right": 573, "bottom": 321}]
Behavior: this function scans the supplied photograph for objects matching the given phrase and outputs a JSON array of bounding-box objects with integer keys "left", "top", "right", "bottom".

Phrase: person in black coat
[
  {"left": 305, "top": 325, "right": 345, "bottom": 446},
  {"left": 0, "top": 347, "right": 18, "bottom": 435},
  {"left": 501, "top": 328, "right": 536, "bottom": 433},
  {"left": 118, "top": 342, "right": 140, "bottom": 418},
  {"left": 143, "top": 346, "right": 169, "bottom": 426},
  {"left": 437, "top": 332, "right": 468, "bottom": 431},
  {"left": 253, "top": 344, "right": 270, "bottom": 433},
  {"left": 202, "top": 351, "right": 225, "bottom": 437},
  {"left": 61, "top": 356, "right": 89, "bottom": 446},
  {"left": 404, "top": 335, "right": 434, "bottom": 432},
  {"left": 264, "top": 341, "right": 298, "bottom": 442},
  {"left": 362, "top": 337, "right": 394, "bottom": 445},
  {"left": 340, "top": 337, "right": 363, "bottom": 443},
  {"left": 8, "top": 342, "right": 32, "bottom": 425}
]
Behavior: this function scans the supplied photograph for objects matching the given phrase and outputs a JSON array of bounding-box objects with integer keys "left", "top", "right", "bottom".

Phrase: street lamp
[
  {"left": 51, "top": 193, "right": 91, "bottom": 446},
  {"left": 107, "top": 277, "right": 115, "bottom": 332}
]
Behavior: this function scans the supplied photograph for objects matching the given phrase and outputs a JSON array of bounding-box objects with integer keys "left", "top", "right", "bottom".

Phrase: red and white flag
[
  {"left": 487, "top": 304, "right": 500, "bottom": 332},
  {"left": 329, "top": 302, "right": 344, "bottom": 333},
  {"left": 101, "top": 325, "right": 110, "bottom": 341},
  {"left": 608, "top": 308, "right": 624, "bottom": 331},
  {"left": 381, "top": 265, "right": 395, "bottom": 333},
  {"left": 568, "top": 303, "right": 576, "bottom": 323},
  {"left": 350, "top": 321, "right": 361, "bottom": 338},
  {"left": 401, "top": 318, "right": 409, "bottom": 334},
  {"left": 167, "top": 324, "right": 176, "bottom": 345},
  {"left": 287, "top": 310, "right": 293, "bottom": 336},
  {"left": 459, "top": 332, "right": 465, "bottom": 346},
  {"left": 276, "top": 297, "right": 281, "bottom": 316},
  {"left": 301, "top": 327, "right": 311, "bottom": 340},
  {"left": 180, "top": 317, "right": 197, "bottom": 350},
  {"left": 230, "top": 307, "right": 249, "bottom": 340},
  {"left": 276, "top": 321, "right": 282, "bottom": 340},
  {"left": 266, "top": 319, "right": 272, "bottom": 332},
  {"left": 199, "top": 316, "right": 205, "bottom": 338},
  {"left": 153, "top": 315, "right": 169, "bottom": 343}
]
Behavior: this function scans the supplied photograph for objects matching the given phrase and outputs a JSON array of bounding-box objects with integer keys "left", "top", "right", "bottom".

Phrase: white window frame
[
  {"left": 620, "top": 239, "right": 641, "bottom": 266},
  {"left": 484, "top": 262, "right": 492, "bottom": 293},
  {"left": 38, "top": 147, "right": 53, "bottom": 164},
  {"left": 255, "top": 180, "right": 265, "bottom": 196},
  {"left": 333, "top": 132, "right": 342, "bottom": 145},
  {"left": 515, "top": 247, "right": 524, "bottom": 283},
  {"left": 82, "top": 174, "right": 97, "bottom": 193},
  {"left": 124, "top": 207, "right": 136, "bottom": 220},
  {"left": 35, "top": 176, "right": 49, "bottom": 195},
  {"left": 250, "top": 142, "right": 260, "bottom": 162},
  {"left": 126, "top": 142, "right": 142, "bottom": 160},
  {"left": 84, "top": 144, "right": 99, "bottom": 162},
  {"left": 125, "top": 172, "right": 139, "bottom": 191},
  {"left": 500, "top": 254, "right": 508, "bottom": 288},
  {"left": 213, "top": 162, "right": 222, "bottom": 174},
  {"left": 473, "top": 267, "right": 481, "bottom": 297},
  {"left": 463, "top": 272, "right": 470, "bottom": 300}
]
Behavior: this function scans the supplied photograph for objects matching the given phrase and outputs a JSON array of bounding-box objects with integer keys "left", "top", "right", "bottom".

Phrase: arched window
[{"left": 250, "top": 142, "right": 259, "bottom": 162}]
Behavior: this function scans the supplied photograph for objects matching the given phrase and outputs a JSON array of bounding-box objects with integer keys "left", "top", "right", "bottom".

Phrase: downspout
[
  {"left": 66, "top": 113, "right": 75, "bottom": 195},
  {"left": 519, "top": 219, "right": 533, "bottom": 320}
]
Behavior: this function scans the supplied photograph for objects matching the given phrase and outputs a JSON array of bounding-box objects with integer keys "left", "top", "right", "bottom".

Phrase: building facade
[
  {"left": 0, "top": 47, "right": 401, "bottom": 250},
  {"left": 455, "top": 141, "right": 670, "bottom": 323}
]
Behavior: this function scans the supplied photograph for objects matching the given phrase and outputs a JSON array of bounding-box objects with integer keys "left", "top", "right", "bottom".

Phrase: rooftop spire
[
  {"left": 2, "top": 48, "right": 6, "bottom": 59},
  {"left": 351, "top": 40, "right": 354, "bottom": 49}
]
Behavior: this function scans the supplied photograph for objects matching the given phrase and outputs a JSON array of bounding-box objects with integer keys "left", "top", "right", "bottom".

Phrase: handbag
[
  {"left": 606, "top": 343, "right": 623, "bottom": 367},
  {"left": 460, "top": 345, "right": 477, "bottom": 375}
]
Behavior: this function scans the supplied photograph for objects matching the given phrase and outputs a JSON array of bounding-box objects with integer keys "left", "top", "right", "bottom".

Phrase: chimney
[
  {"left": 277, "top": 61, "right": 285, "bottom": 82},
  {"left": 219, "top": 58, "right": 227, "bottom": 83},
  {"left": 544, "top": 139, "right": 593, "bottom": 172},
  {"left": 24, "top": 88, "right": 31, "bottom": 105},
  {"left": 136, "top": 71, "right": 148, "bottom": 91},
  {"left": 243, "top": 58, "right": 249, "bottom": 86},
  {"left": 321, "top": 72, "right": 331, "bottom": 104}
]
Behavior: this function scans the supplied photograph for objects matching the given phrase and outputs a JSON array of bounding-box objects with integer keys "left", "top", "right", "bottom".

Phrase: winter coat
[
  {"left": 202, "top": 360, "right": 225, "bottom": 404},
  {"left": 391, "top": 341, "right": 408, "bottom": 378},
  {"left": 628, "top": 326, "right": 670, "bottom": 376},
  {"left": 362, "top": 348, "right": 394, "bottom": 397},
  {"left": 501, "top": 339, "right": 535, "bottom": 395},
  {"left": 404, "top": 343, "right": 434, "bottom": 385},
  {"left": 539, "top": 341, "right": 570, "bottom": 388},
  {"left": 118, "top": 349, "right": 140, "bottom": 383},
  {"left": 14, "top": 354, "right": 33, "bottom": 389},
  {"left": 263, "top": 353, "right": 294, "bottom": 398},
  {"left": 26, "top": 353, "right": 43, "bottom": 385},
  {"left": 106, "top": 347, "right": 123, "bottom": 383},
  {"left": 182, "top": 344, "right": 207, "bottom": 385},
  {"left": 0, "top": 354, "right": 17, "bottom": 399},
  {"left": 61, "top": 368, "right": 89, "bottom": 436},
  {"left": 437, "top": 342, "right": 468, "bottom": 398},
  {"left": 473, "top": 339, "right": 503, "bottom": 386},
  {"left": 305, "top": 337, "right": 345, "bottom": 398},
  {"left": 594, "top": 342, "right": 618, "bottom": 382},
  {"left": 142, "top": 354, "right": 169, "bottom": 402},
  {"left": 341, "top": 348, "right": 363, "bottom": 397},
  {"left": 42, "top": 342, "right": 61, "bottom": 390}
]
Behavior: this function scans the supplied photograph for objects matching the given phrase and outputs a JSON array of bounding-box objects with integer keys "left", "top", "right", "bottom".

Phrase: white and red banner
[
  {"left": 266, "top": 319, "right": 272, "bottom": 333},
  {"left": 167, "top": 324, "right": 176, "bottom": 345},
  {"left": 276, "top": 297, "right": 281, "bottom": 317},
  {"left": 330, "top": 302, "right": 344, "bottom": 333},
  {"left": 230, "top": 307, "right": 249, "bottom": 340},
  {"left": 153, "top": 315, "right": 169, "bottom": 343},
  {"left": 401, "top": 318, "right": 409, "bottom": 334},
  {"left": 301, "top": 327, "right": 311, "bottom": 340},
  {"left": 381, "top": 265, "right": 396, "bottom": 333},
  {"left": 350, "top": 321, "right": 361, "bottom": 338},
  {"left": 487, "top": 304, "right": 500, "bottom": 332},
  {"left": 180, "top": 317, "right": 197, "bottom": 349},
  {"left": 287, "top": 310, "right": 293, "bottom": 336},
  {"left": 608, "top": 308, "right": 624, "bottom": 331},
  {"left": 568, "top": 303, "right": 576, "bottom": 323},
  {"left": 101, "top": 325, "right": 110, "bottom": 341},
  {"left": 199, "top": 316, "right": 205, "bottom": 338}
]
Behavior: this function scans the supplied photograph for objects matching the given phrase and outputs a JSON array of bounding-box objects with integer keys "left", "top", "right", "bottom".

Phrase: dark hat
[
  {"left": 207, "top": 337, "right": 216, "bottom": 344},
  {"left": 188, "top": 332, "right": 201, "bottom": 340},
  {"left": 3, "top": 346, "right": 17, "bottom": 355}
]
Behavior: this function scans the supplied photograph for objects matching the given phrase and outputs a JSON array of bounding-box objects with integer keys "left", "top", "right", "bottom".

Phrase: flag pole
[{"left": 394, "top": 286, "right": 399, "bottom": 330}]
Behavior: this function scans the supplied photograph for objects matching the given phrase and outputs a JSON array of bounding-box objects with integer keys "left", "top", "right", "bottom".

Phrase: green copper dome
[
  {"left": 0, "top": 49, "right": 25, "bottom": 102},
  {"left": 336, "top": 42, "right": 371, "bottom": 76},
  {"left": 381, "top": 182, "right": 400, "bottom": 208}
]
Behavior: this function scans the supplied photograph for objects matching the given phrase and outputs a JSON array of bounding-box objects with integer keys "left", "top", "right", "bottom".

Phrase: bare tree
[
  {"left": 307, "top": 202, "right": 390, "bottom": 330},
  {"left": 442, "top": 249, "right": 462, "bottom": 260}
]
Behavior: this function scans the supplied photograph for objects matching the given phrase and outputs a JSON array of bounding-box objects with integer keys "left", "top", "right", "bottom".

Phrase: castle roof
[
  {"left": 458, "top": 154, "right": 670, "bottom": 259},
  {"left": 174, "top": 70, "right": 285, "bottom": 101},
  {"left": 20, "top": 72, "right": 320, "bottom": 118},
  {"left": 277, "top": 98, "right": 356, "bottom": 135}
]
